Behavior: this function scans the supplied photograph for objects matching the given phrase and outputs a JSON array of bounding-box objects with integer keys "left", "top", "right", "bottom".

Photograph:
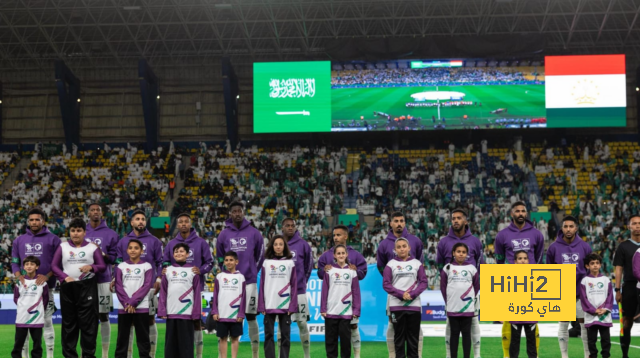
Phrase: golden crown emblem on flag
[{"left": 571, "top": 79, "right": 599, "bottom": 105}]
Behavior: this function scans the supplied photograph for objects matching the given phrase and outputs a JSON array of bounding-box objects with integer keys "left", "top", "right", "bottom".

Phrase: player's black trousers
[
  {"left": 11, "top": 327, "right": 42, "bottom": 358},
  {"left": 587, "top": 325, "right": 611, "bottom": 358},
  {"left": 60, "top": 277, "right": 99, "bottom": 358},
  {"left": 509, "top": 323, "right": 537, "bottom": 358},
  {"left": 325, "top": 317, "right": 351, "bottom": 358},
  {"left": 392, "top": 311, "right": 421, "bottom": 358},
  {"left": 164, "top": 318, "right": 194, "bottom": 358},
  {"left": 115, "top": 313, "right": 150, "bottom": 358}
]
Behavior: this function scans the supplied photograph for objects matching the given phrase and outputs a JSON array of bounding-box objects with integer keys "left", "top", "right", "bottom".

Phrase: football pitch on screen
[
  {"left": 330, "top": 85, "right": 546, "bottom": 130},
  {"left": 1, "top": 322, "right": 632, "bottom": 357}
]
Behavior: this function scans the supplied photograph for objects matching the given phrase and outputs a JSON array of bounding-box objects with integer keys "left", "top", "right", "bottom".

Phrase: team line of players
[{"left": 8, "top": 200, "right": 640, "bottom": 358}]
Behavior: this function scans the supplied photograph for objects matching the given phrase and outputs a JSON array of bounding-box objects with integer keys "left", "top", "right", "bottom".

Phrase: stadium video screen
[{"left": 253, "top": 55, "right": 627, "bottom": 133}]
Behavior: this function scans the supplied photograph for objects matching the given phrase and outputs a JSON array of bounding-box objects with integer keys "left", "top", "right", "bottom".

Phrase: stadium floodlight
[{"left": 123, "top": 6, "right": 141, "bottom": 10}]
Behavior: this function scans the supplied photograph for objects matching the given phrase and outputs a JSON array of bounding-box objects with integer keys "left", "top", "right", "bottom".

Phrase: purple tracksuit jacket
[
  {"left": 436, "top": 227, "right": 485, "bottom": 271},
  {"left": 85, "top": 220, "right": 119, "bottom": 283},
  {"left": 494, "top": 220, "right": 545, "bottom": 264},
  {"left": 11, "top": 227, "right": 61, "bottom": 289},
  {"left": 317, "top": 246, "right": 368, "bottom": 280},
  {"left": 376, "top": 228, "right": 425, "bottom": 274},
  {"left": 116, "top": 230, "right": 164, "bottom": 280},
  {"left": 216, "top": 218, "right": 265, "bottom": 285},
  {"left": 546, "top": 231, "right": 592, "bottom": 298},
  {"left": 163, "top": 228, "right": 214, "bottom": 290},
  {"left": 285, "top": 231, "right": 313, "bottom": 294}
]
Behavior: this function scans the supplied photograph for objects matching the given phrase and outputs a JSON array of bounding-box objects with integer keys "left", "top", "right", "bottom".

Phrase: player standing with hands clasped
[
  {"left": 321, "top": 244, "right": 361, "bottom": 358},
  {"left": 115, "top": 210, "right": 164, "bottom": 358},
  {"left": 580, "top": 253, "right": 613, "bottom": 358},
  {"left": 376, "top": 212, "right": 425, "bottom": 358},
  {"left": 281, "top": 218, "right": 313, "bottom": 358},
  {"left": 436, "top": 209, "right": 484, "bottom": 358},
  {"left": 383, "top": 237, "right": 428, "bottom": 358},
  {"left": 546, "top": 215, "right": 592, "bottom": 358},
  {"left": 216, "top": 202, "right": 265, "bottom": 358},
  {"left": 494, "top": 202, "right": 544, "bottom": 358},
  {"left": 212, "top": 252, "right": 246, "bottom": 358},
  {"left": 318, "top": 225, "right": 368, "bottom": 358},
  {"left": 162, "top": 213, "right": 213, "bottom": 358}
]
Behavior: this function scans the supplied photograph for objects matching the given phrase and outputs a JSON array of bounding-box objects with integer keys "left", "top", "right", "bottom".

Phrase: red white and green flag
[{"left": 545, "top": 54, "right": 626, "bottom": 128}]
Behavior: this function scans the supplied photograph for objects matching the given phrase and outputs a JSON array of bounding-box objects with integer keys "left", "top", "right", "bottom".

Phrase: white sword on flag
[{"left": 276, "top": 110, "right": 310, "bottom": 116}]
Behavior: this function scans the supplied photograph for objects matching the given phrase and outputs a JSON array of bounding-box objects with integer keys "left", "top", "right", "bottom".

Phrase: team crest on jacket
[
  {"left": 86, "top": 237, "right": 102, "bottom": 246},
  {"left": 25, "top": 243, "right": 43, "bottom": 254},
  {"left": 511, "top": 239, "right": 530, "bottom": 250},
  {"left": 561, "top": 253, "right": 580, "bottom": 263}
]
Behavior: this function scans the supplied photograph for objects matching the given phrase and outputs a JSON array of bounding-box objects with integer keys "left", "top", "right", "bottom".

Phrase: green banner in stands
[
  {"left": 151, "top": 216, "right": 171, "bottom": 229},
  {"left": 530, "top": 212, "right": 552, "bottom": 222},
  {"left": 338, "top": 214, "right": 359, "bottom": 226}
]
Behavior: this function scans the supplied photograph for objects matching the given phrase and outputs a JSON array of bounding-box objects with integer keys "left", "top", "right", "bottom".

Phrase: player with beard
[
  {"left": 11, "top": 208, "right": 61, "bottom": 358},
  {"left": 546, "top": 215, "right": 592, "bottom": 358},
  {"left": 376, "top": 212, "right": 424, "bottom": 358},
  {"left": 280, "top": 218, "right": 313, "bottom": 358},
  {"left": 162, "top": 213, "right": 213, "bottom": 358},
  {"left": 318, "top": 225, "right": 368, "bottom": 358},
  {"left": 85, "top": 203, "right": 119, "bottom": 358},
  {"left": 115, "top": 210, "right": 164, "bottom": 358},
  {"left": 436, "top": 208, "right": 484, "bottom": 358},
  {"left": 615, "top": 214, "right": 640, "bottom": 358},
  {"left": 494, "top": 202, "right": 544, "bottom": 358},
  {"left": 216, "top": 202, "right": 265, "bottom": 358}
]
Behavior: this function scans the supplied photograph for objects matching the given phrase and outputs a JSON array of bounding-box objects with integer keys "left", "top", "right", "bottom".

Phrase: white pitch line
[{"left": 610, "top": 341, "right": 640, "bottom": 349}]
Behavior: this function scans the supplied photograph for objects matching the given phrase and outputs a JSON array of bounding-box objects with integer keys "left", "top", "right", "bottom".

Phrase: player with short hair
[
  {"left": 85, "top": 203, "right": 119, "bottom": 358},
  {"left": 11, "top": 208, "right": 61, "bottom": 358},
  {"left": 376, "top": 211, "right": 424, "bottom": 358},
  {"left": 494, "top": 201, "right": 544, "bottom": 358},
  {"left": 615, "top": 214, "right": 640, "bottom": 358},
  {"left": 546, "top": 215, "right": 592, "bottom": 358},
  {"left": 216, "top": 201, "right": 265, "bottom": 358},
  {"left": 280, "top": 218, "right": 313, "bottom": 358},
  {"left": 436, "top": 208, "right": 484, "bottom": 358},
  {"left": 115, "top": 210, "right": 164, "bottom": 358},
  {"left": 318, "top": 225, "right": 368, "bottom": 358},
  {"left": 162, "top": 213, "right": 213, "bottom": 358}
]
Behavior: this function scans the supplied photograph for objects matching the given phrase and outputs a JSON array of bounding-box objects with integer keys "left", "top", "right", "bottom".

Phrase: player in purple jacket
[
  {"left": 494, "top": 202, "right": 545, "bottom": 265},
  {"left": 115, "top": 209, "right": 164, "bottom": 358},
  {"left": 11, "top": 208, "right": 61, "bottom": 358},
  {"left": 216, "top": 201, "right": 265, "bottom": 358},
  {"left": 162, "top": 213, "right": 213, "bottom": 358},
  {"left": 375, "top": 211, "right": 425, "bottom": 358},
  {"left": 85, "top": 203, "right": 119, "bottom": 358},
  {"left": 435, "top": 208, "right": 484, "bottom": 358},
  {"left": 281, "top": 218, "right": 313, "bottom": 358},
  {"left": 546, "top": 215, "right": 593, "bottom": 358},
  {"left": 318, "top": 225, "right": 368, "bottom": 358}
]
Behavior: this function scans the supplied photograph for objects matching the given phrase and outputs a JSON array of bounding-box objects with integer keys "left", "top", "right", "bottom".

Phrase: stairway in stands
[
  {"left": 0, "top": 157, "right": 30, "bottom": 193},
  {"left": 343, "top": 153, "right": 360, "bottom": 209}
]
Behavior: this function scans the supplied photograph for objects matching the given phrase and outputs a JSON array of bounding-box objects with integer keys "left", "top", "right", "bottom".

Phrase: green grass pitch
[
  {"left": 0, "top": 323, "right": 632, "bottom": 357},
  {"left": 330, "top": 85, "right": 546, "bottom": 130}
]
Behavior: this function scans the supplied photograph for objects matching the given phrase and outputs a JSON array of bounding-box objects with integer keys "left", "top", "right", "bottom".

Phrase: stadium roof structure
[{"left": 2, "top": 0, "right": 640, "bottom": 71}]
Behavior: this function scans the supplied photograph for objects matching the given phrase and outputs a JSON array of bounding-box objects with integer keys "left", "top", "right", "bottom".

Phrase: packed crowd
[
  {"left": 0, "top": 144, "right": 180, "bottom": 285},
  {"left": 331, "top": 67, "right": 531, "bottom": 87},
  {"left": 0, "top": 138, "right": 637, "bottom": 286}
]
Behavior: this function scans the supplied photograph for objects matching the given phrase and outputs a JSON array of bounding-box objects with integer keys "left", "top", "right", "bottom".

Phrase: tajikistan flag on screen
[{"left": 545, "top": 54, "right": 626, "bottom": 128}]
